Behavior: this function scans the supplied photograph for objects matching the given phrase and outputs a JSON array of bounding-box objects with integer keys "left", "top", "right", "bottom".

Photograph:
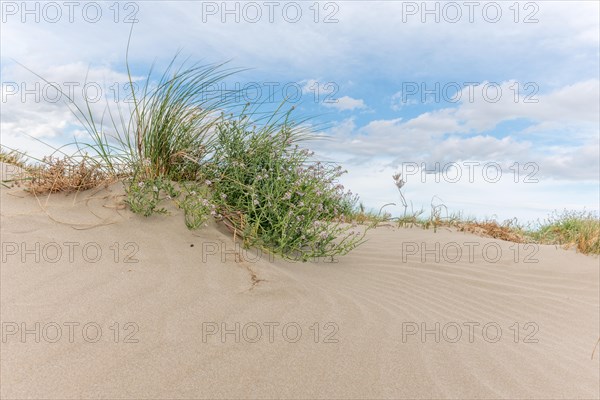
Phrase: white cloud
[
  {"left": 325, "top": 95, "right": 367, "bottom": 111},
  {"left": 312, "top": 79, "right": 599, "bottom": 182},
  {"left": 3, "top": 2, "right": 597, "bottom": 84},
  {"left": 452, "top": 79, "right": 600, "bottom": 132},
  {"left": 388, "top": 79, "right": 599, "bottom": 135}
]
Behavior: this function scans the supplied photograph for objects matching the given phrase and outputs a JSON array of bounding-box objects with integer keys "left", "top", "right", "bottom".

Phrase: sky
[{"left": 1, "top": 1, "right": 599, "bottom": 224}]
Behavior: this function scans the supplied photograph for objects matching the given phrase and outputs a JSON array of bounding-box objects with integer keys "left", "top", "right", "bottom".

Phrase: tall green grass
[
  {"left": 19, "top": 36, "right": 242, "bottom": 181},
  {"left": 125, "top": 58, "right": 243, "bottom": 180}
]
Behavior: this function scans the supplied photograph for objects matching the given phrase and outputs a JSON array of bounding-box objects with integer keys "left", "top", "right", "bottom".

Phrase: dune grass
[
  {"left": 530, "top": 210, "right": 600, "bottom": 255},
  {"left": 348, "top": 205, "right": 599, "bottom": 255},
  {"left": 62, "top": 60, "right": 240, "bottom": 182},
  {"left": 123, "top": 59, "right": 243, "bottom": 181},
  {"left": 0, "top": 147, "right": 114, "bottom": 194},
  {"left": 342, "top": 173, "right": 600, "bottom": 256}
]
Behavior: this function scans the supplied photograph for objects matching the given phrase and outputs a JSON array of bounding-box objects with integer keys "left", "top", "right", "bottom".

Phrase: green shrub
[
  {"left": 206, "top": 111, "right": 367, "bottom": 261},
  {"left": 124, "top": 177, "right": 215, "bottom": 230},
  {"left": 125, "top": 176, "right": 178, "bottom": 217},
  {"left": 176, "top": 182, "right": 216, "bottom": 229}
]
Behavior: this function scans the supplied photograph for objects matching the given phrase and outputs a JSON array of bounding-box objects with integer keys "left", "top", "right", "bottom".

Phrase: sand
[{"left": 1, "top": 162, "right": 599, "bottom": 399}]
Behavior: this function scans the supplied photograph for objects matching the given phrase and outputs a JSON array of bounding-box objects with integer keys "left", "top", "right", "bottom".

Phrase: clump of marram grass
[
  {"left": 27, "top": 49, "right": 242, "bottom": 211},
  {"left": 531, "top": 210, "right": 600, "bottom": 255},
  {"left": 23, "top": 38, "right": 241, "bottom": 182},
  {"left": 204, "top": 109, "right": 367, "bottom": 261},
  {"left": 124, "top": 60, "right": 241, "bottom": 181}
]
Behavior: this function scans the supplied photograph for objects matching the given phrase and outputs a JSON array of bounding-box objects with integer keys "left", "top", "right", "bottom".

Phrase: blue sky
[{"left": 1, "top": 1, "right": 599, "bottom": 223}]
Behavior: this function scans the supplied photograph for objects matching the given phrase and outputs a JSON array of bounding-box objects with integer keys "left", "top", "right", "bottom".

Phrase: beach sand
[{"left": 1, "top": 162, "right": 599, "bottom": 399}]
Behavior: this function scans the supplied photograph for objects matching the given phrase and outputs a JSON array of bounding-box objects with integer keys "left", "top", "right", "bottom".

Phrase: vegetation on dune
[
  {"left": 2, "top": 38, "right": 598, "bottom": 258},
  {"left": 530, "top": 210, "right": 600, "bottom": 255},
  {"left": 344, "top": 174, "right": 600, "bottom": 256},
  {"left": 2, "top": 43, "right": 367, "bottom": 261}
]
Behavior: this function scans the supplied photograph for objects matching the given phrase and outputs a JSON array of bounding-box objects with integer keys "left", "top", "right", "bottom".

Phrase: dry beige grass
[
  {"left": 458, "top": 220, "right": 528, "bottom": 243},
  {"left": 0, "top": 149, "right": 27, "bottom": 168},
  {"left": 26, "top": 157, "right": 111, "bottom": 195}
]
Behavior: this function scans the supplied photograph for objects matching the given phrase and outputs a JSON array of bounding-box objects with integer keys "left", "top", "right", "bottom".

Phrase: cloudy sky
[{"left": 1, "top": 1, "right": 598, "bottom": 223}]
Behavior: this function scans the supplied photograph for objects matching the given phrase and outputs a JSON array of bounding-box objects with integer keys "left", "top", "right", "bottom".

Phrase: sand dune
[{"left": 1, "top": 163, "right": 599, "bottom": 399}]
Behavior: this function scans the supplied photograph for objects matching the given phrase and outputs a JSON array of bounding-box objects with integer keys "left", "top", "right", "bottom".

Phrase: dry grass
[
  {"left": 391, "top": 209, "right": 599, "bottom": 255},
  {"left": 458, "top": 220, "right": 528, "bottom": 243},
  {"left": 349, "top": 203, "right": 394, "bottom": 227},
  {"left": 26, "top": 157, "right": 111, "bottom": 195},
  {"left": 0, "top": 148, "right": 28, "bottom": 168},
  {"left": 386, "top": 173, "right": 598, "bottom": 255}
]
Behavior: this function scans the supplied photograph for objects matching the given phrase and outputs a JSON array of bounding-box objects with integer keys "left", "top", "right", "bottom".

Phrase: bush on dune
[{"left": 205, "top": 109, "right": 366, "bottom": 261}]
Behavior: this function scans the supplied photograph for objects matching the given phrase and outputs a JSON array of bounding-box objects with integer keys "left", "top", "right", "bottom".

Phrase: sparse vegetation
[
  {"left": 351, "top": 202, "right": 393, "bottom": 226},
  {"left": 458, "top": 219, "right": 529, "bottom": 243},
  {"left": 176, "top": 182, "right": 216, "bottom": 230},
  {"left": 531, "top": 210, "right": 600, "bottom": 255},
  {"left": 124, "top": 176, "right": 178, "bottom": 216},
  {"left": 350, "top": 172, "right": 599, "bottom": 255},
  {"left": 4, "top": 43, "right": 598, "bottom": 259}
]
